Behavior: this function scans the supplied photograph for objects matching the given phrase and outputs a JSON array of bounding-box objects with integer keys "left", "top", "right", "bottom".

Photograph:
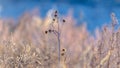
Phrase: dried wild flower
[
  {"left": 48, "top": 29, "right": 52, "bottom": 33},
  {"left": 54, "top": 14, "right": 57, "bottom": 17},
  {"left": 45, "top": 31, "right": 48, "bottom": 34},
  {"left": 54, "top": 10, "right": 58, "bottom": 17},
  {"left": 63, "top": 19, "right": 65, "bottom": 22},
  {"left": 62, "top": 48, "right": 66, "bottom": 52}
]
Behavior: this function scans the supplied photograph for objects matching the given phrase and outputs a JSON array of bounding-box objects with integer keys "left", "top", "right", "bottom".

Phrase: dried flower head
[
  {"left": 62, "top": 48, "right": 66, "bottom": 52},
  {"left": 45, "top": 31, "right": 48, "bottom": 34},
  {"left": 54, "top": 10, "right": 58, "bottom": 17},
  {"left": 54, "top": 14, "right": 57, "bottom": 17},
  {"left": 48, "top": 29, "right": 52, "bottom": 33},
  {"left": 63, "top": 19, "right": 65, "bottom": 22}
]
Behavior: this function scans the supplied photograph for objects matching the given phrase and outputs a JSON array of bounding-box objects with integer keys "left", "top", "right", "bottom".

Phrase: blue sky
[{"left": 0, "top": 0, "right": 120, "bottom": 32}]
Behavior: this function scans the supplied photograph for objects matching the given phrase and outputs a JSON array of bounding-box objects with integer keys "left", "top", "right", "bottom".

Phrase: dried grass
[{"left": 0, "top": 10, "right": 119, "bottom": 68}]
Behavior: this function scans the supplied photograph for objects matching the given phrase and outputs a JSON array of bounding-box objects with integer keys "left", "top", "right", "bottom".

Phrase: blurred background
[{"left": 0, "top": 0, "right": 120, "bottom": 32}]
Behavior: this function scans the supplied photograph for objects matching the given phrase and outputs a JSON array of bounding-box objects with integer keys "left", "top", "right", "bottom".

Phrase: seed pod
[
  {"left": 63, "top": 19, "right": 65, "bottom": 22},
  {"left": 49, "top": 29, "right": 52, "bottom": 33},
  {"left": 62, "top": 49, "right": 65, "bottom": 51},
  {"left": 45, "top": 31, "right": 48, "bottom": 34},
  {"left": 54, "top": 14, "right": 57, "bottom": 17}
]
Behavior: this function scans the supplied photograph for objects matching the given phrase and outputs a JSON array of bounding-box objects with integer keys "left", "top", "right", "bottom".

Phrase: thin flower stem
[{"left": 57, "top": 16, "right": 61, "bottom": 67}]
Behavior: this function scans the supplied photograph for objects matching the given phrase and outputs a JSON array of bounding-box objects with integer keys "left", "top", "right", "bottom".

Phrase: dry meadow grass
[{"left": 0, "top": 10, "right": 119, "bottom": 68}]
